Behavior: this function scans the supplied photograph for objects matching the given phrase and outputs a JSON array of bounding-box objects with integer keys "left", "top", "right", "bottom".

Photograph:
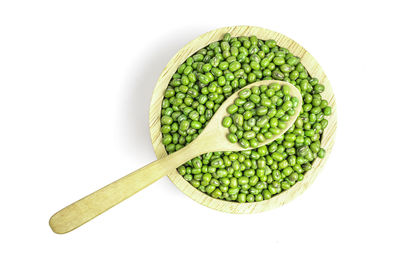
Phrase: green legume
[
  {"left": 222, "top": 116, "right": 233, "bottom": 128},
  {"left": 227, "top": 133, "right": 238, "bottom": 143},
  {"left": 160, "top": 34, "right": 330, "bottom": 202}
]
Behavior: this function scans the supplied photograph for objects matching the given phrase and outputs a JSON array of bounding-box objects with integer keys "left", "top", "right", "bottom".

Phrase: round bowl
[{"left": 149, "top": 25, "right": 337, "bottom": 213}]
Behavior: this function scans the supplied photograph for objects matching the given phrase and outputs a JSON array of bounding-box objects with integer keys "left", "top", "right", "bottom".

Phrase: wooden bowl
[{"left": 149, "top": 26, "right": 337, "bottom": 213}]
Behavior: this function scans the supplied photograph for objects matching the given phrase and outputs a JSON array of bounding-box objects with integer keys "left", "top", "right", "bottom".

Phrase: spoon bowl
[{"left": 188, "top": 80, "right": 302, "bottom": 154}]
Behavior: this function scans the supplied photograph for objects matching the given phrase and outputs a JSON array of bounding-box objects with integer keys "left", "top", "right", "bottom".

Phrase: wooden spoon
[{"left": 49, "top": 80, "right": 302, "bottom": 234}]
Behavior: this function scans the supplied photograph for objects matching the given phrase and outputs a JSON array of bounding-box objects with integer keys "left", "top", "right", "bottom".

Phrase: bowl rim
[{"left": 149, "top": 25, "right": 337, "bottom": 214}]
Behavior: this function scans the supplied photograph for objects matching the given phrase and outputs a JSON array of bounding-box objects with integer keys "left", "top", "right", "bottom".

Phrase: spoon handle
[{"left": 49, "top": 145, "right": 198, "bottom": 234}]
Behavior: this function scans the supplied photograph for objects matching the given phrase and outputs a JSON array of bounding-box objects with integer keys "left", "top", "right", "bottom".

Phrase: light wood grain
[
  {"left": 149, "top": 25, "right": 337, "bottom": 214},
  {"left": 49, "top": 148, "right": 195, "bottom": 234}
]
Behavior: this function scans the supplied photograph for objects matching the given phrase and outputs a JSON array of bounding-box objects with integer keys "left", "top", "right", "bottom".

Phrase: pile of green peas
[
  {"left": 222, "top": 83, "right": 299, "bottom": 148},
  {"left": 160, "top": 33, "right": 332, "bottom": 202}
]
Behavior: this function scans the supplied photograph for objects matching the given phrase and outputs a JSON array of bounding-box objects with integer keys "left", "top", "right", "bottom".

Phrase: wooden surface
[{"left": 149, "top": 25, "right": 337, "bottom": 214}]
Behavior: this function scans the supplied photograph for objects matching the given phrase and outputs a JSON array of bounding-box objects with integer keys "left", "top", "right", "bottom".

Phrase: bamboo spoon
[{"left": 49, "top": 80, "right": 302, "bottom": 234}]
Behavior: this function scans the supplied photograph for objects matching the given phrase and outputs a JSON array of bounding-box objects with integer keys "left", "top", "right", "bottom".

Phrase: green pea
[
  {"left": 272, "top": 70, "right": 284, "bottom": 80},
  {"left": 229, "top": 124, "right": 238, "bottom": 134},
  {"left": 289, "top": 71, "right": 299, "bottom": 80},
  {"left": 269, "top": 127, "right": 280, "bottom": 135},
  {"left": 198, "top": 74, "right": 209, "bottom": 84},
  {"left": 280, "top": 64, "right": 292, "bottom": 73},
  {"left": 179, "top": 120, "right": 189, "bottom": 131},
  {"left": 255, "top": 106, "right": 268, "bottom": 116},
  {"left": 239, "top": 88, "right": 251, "bottom": 99},
  {"left": 229, "top": 61, "right": 241, "bottom": 72},
  {"left": 323, "top": 106, "right": 332, "bottom": 116},
  {"left": 250, "top": 61, "right": 260, "bottom": 70},
  {"left": 249, "top": 94, "right": 261, "bottom": 103},
  {"left": 271, "top": 152, "right": 284, "bottom": 161},
  {"left": 235, "top": 98, "right": 246, "bottom": 107},
  {"left": 310, "top": 142, "right": 320, "bottom": 153},
  {"left": 232, "top": 113, "right": 243, "bottom": 127},
  {"left": 222, "top": 116, "right": 233, "bottom": 128},
  {"left": 278, "top": 159, "right": 289, "bottom": 169},
  {"left": 317, "top": 148, "right": 326, "bottom": 158},
  {"left": 238, "top": 193, "right": 246, "bottom": 203},
  {"left": 249, "top": 176, "right": 259, "bottom": 186},
  {"left": 161, "top": 125, "right": 171, "bottom": 134},
  {"left": 239, "top": 139, "right": 250, "bottom": 148},
  {"left": 243, "top": 101, "right": 255, "bottom": 111},
  {"left": 190, "top": 120, "right": 202, "bottom": 129},
  {"left": 250, "top": 138, "right": 259, "bottom": 148},
  {"left": 265, "top": 39, "right": 277, "bottom": 48},
  {"left": 268, "top": 185, "right": 277, "bottom": 195},
  {"left": 320, "top": 100, "right": 328, "bottom": 109},
  {"left": 161, "top": 116, "right": 173, "bottom": 125},
  {"left": 238, "top": 176, "right": 249, "bottom": 185},
  {"left": 314, "top": 84, "right": 325, "bottom": 93},
  {"left": 243, "top": 110, "right": 253, "bottom": 120},
  {"left": 321, "top": 119, "right": 329, "bottom": 129},
  {"left": 210, "top": 158, "right": 223, "bottom": 168},
  {"left": 246, "top": 194, "right": 255, "bottom": 202},
  {"left": 243, "top": 131, "right": 256, "bottom": 140},
  {"left": 253, "top": 194, "right": 262, "bottom": 202},
  {"left": 273, "top": 57, "right": 285, "bottom": 66},
  {"left": 211, "top": 189, "right": 222, "bottom": 198},
  {"left": 262, "top": 189, "right": 272, "bottom": 199},
  {"left": 162, "top": 134, "right": 173, "bottom": 145},
  {"left": 281, "top": 181, "right": 291, "bottom": 190},
  {"left": 227, "top": 133, "right": 238, "bottom": 143}
]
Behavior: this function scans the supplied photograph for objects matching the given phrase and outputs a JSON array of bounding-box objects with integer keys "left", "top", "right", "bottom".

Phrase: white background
[{"left": 1, "top": 0, "right": 399, "bottom": 266}]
